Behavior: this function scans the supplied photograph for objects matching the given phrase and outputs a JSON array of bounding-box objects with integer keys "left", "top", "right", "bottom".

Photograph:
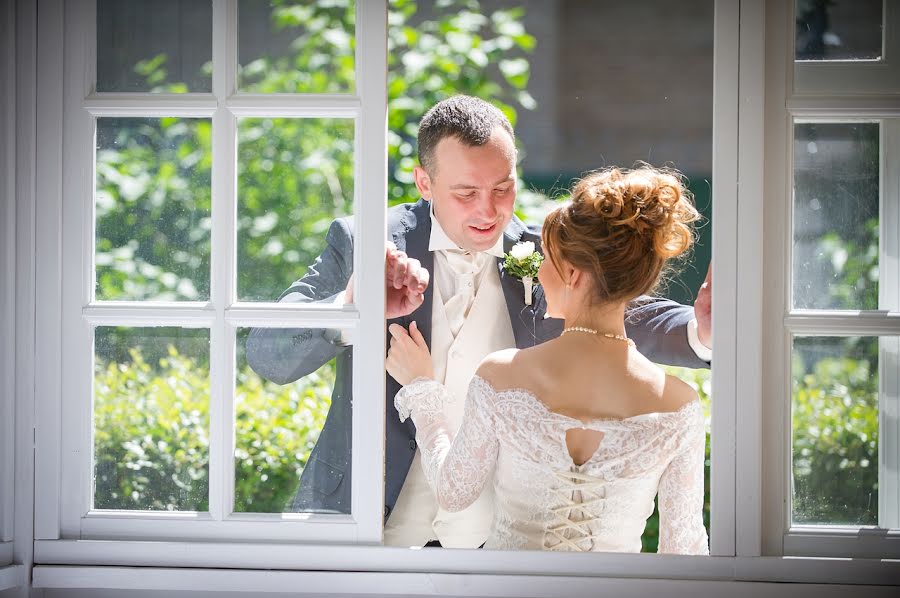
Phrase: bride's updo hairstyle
[{"left": 542, "top": 165, "right": 700, "bottom": 304}]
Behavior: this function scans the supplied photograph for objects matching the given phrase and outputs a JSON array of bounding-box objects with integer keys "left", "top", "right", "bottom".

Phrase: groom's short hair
[{"left": 417, "top": 95, "right": 515, "bottom": 176}]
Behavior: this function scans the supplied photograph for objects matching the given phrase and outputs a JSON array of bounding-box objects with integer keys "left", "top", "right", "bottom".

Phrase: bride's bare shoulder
[{"left": 475, "top": 348, "right": 536, "bottom": 391}]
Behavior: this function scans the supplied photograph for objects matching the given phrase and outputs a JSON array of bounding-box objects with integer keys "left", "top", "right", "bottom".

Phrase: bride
[{"left": 385, "top": 165, "right": 709, "bottom": 554}]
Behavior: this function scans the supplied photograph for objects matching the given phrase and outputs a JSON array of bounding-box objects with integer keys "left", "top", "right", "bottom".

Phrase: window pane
[
  {"left": 238, "top": 327, "right": 350, "bottom": 514},
  {"left": 792, "top": 336, "right": 880, "bottom": 526},
  {"left": 237, "top": 118, "right": 354, "bottom": 302},
  {"left": 237, "top": 0, "right": 355, "bottom": 93},
  {"left": 93, "top": 326, "right": 210, "bottom": 511},
  {"left": 795, "top": 0, "right": 883, "bottom": 61},
  {"left": 97, "top": 0, "right": 212, "bottom": 93},
  {"left": 792, "top": 122, "right": 879, "bottom": 311},
  {"left": 95, "top": 117, "right": 212, "bottom": 302}
]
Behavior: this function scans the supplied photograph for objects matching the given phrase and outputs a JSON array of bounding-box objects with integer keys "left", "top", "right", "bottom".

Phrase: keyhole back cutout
[{"left": 565, "top": 428, "right": 605, "bottom": 466}]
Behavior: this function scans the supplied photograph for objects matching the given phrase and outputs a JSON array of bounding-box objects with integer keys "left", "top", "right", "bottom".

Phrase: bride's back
[{"left": 478, "top": 339, "right": 697, "bottom": 464}]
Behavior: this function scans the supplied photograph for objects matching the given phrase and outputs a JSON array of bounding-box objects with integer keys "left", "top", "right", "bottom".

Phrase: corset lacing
[{"left": 543, "top": 469, "right": 606, "bottom": 551}]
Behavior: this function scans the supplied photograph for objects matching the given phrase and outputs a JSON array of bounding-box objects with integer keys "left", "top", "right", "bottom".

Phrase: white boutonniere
[{"left": 502, "top": 241, "right": 544, "bottom": 306}]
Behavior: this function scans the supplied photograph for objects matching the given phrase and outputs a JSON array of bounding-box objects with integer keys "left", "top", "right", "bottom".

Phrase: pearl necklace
[{"left": 561, "top": 326, "right": 635, "bottom": 347}]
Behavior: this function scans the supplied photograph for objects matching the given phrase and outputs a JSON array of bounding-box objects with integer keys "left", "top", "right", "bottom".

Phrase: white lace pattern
[{"left": 394, "top": 375, "right": 709, "bottom": 554}]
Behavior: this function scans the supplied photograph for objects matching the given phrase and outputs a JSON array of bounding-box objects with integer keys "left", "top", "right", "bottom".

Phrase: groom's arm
[
  {"left": 625, "top": 297, "right": 710, "bottom": 369},
  {"left": 246, "top": 218, "right": 354, "bottom": 385}
]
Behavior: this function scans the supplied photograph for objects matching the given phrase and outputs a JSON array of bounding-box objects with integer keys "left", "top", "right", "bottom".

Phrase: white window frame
[
  {"left": 1, "top": 0, "right": 17, "bottom": 571},
  {"left": 34, "top": 0, "right": 387, "bottom": 544},
  {"left": 20, "top": 0, "right": 900, "bottom": 593},
  {"left": 761, "top": 0, "right": 900, "bottom": 559}
]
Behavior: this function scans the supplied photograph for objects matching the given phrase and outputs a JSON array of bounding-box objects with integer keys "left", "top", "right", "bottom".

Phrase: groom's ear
[{"left": 413, "top": 166, "right": 433, "bottom": 201}]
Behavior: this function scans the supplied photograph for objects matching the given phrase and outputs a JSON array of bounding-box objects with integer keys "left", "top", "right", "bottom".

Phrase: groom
[{"left": 246, "top": 95, "right": 711, "bottom": 548}]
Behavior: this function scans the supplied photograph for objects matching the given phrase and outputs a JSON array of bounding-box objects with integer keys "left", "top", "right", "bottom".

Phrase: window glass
[
  {"left": 96, "top": 117, "right": 212, "bottom": 302},
  {"left": 94, "top": 326, "right": 211, "bottom": 511},
  {"left": 238, "top": 0, "right": 356, "bottom": 93},
  {"left": 792, "top": 121, "right": 880, "bottom": 311},
  {"left": 795, "top": 0, "right": 883, "bottom": 61},
  {"left": 234, "top": 328, "right": 345, "bottom": 514},
  {"left": 97, "top": 0, "right": 212, "bottom": 93},
  {"left": 384, "top": 0, "right": 714, "bottom": 552},
  {"left": 791, "top": 335, "right": 884, "bottom": 526},
  {"left": 236, "top": 117, "right": 355, "bottom": 303}
]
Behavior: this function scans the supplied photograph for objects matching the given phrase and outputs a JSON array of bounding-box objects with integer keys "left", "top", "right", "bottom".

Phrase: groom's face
[{"left": 414, "top": 127, "right": 517, "bottom": 252}]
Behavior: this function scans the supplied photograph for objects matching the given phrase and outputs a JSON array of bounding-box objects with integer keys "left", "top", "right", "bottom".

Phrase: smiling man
[{"left": 246, "top": 95, "right": 711, "bottom": 548}]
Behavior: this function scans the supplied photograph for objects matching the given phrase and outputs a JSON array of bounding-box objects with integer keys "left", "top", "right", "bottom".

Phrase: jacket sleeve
[
  {"left": 245, "top": 217, "right": 354, "bottom": 385},
  {"left": 625, "top": 296, "right": 710, "bottom": 369}
]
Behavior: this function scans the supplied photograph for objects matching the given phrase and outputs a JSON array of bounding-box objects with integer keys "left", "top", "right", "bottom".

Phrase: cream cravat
[{"left": 439, "top": 249, "right": 486, "bottom": 338}]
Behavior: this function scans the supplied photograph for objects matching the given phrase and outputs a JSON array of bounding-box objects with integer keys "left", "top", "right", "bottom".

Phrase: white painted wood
[
  {"left": 879, "top": 120, "right": 900, "bottom": 529},
  {"left": 349, "top": 0, "right": 388, "bottom": 544},
  {"left": 30, "top": 539, "right": 900, "bottom": 586},
  {"left": 78, "top": 516, "right": 362, "bottom": 543},
  {"left": 33, "top": 0, "right": 66, "bottom": 540},
  {"left": 208, "top": 0, "right": 233, "bottom": 524},
  {"left": 787, "top": 95, "right": 900, "bottom": 117},
  {"left": 761, "top": 0, "right": 793, "bottom": 558},
  {"left": 59, "top": 0, "right": 97, "bottom": 538},
  {"left": 734, "top": 0, "right": 766, "bottom": 558},
  {"left": 227, "top": 95, "right": 360, "bottom": 118},
  {"left": 794, "top": 1, "right": 900, "bottom": 97},
  {"left": 28, "top": 561, "right": 900, "bottom": 594},
  {"left": 784, "top": 527, "right": 900, "bottom": 559},
  {"left": 84, "top": 95, "right": 219, "bottom": 117},
  {"left": 709, "top": 0, "right": 740, "bottom": 558},
  {"left": 14, "top": 0, "right": 38, "bottom": 575},
  {"left": 0, "top": 0, "right": 16, "bottom": 548},
  {"left": 0, "top": 565, "right": 24, "bottom": 592},
  {"left": 785, "top": 312, "right": 900, "bottom": 335}
]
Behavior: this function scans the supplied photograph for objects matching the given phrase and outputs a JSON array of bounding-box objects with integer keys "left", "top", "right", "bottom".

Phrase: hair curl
[{"left": 542, "top": 165, "right": 700, "bottom": 304}]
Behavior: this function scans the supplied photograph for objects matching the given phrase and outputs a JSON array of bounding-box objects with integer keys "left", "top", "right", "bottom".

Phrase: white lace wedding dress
[{"left": 395, "top": 375, "right": 709, "bottom": 554}]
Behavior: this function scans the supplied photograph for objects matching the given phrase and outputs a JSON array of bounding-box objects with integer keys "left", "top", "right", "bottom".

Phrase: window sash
[
  {"left": 45, "top": 0, "right": 386, "bottom": 542},
  {"left": 1, "top": 0, "right": 16, "bottom": 552},
  {"left": 794, "top": 0, "right": 900, "bottom": 95},
  {"left": 761, "top": 0, "right": 900, "bottom": 558}
]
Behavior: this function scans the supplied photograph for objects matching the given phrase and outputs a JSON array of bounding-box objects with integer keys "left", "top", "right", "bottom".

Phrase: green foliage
[
  {"left": 386, "top": 0, "right": 537, "bottom": 205},
  {"left": 791, "top": 346, "right": 878, "bottom": 525},
  {"left": 234, "top": 358, "right": 333, "bottom": 513},
  {"left": 97, "top": 0, "right": 538, "bottom": 303},
  {"left": 94, "top": 347, "right": 210, "bottom": 510},
  {"left": 95, "top": 117, "right": 212, "bottom": 301},
  {"left": 94, "top": 347, "right": 332, "bottom": 513},
  {"left": 814, "top": 218, "right": 879, "bottom": 311}
]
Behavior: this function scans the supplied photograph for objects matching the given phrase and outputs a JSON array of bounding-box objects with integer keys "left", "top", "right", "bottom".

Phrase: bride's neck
[{"left": 564, "top": 300, "right": 629, "bottom": 337}]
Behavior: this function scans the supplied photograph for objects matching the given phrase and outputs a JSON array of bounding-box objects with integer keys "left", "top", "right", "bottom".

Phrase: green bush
[{"left": 94, "top": 347, "right": 332, "bottom": 513}]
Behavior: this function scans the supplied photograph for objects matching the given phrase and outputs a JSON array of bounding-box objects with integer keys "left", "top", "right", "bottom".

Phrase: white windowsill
[
  {"left": 30, "top": 565, "right": 900, "bottom": 597},
  {"left": 0, "top": 564, "right": 24, "bottom": 592},
  {"left": 33, "top": 540, "right": 900, "bottom": 587}
]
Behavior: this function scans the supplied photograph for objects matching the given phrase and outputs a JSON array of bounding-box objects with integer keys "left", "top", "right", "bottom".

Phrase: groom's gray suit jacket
[{"left": 246, "top": 198, "right": 708, "bottom": 518}]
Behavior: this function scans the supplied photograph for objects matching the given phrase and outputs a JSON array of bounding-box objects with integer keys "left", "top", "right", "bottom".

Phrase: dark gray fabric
[{"left": 245, "top": 198, "right": 708, "bottom": 517}]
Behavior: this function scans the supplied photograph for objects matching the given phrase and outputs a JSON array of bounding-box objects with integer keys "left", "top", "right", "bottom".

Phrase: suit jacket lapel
[{"left": 391, "top": 199, "right": 434, "bottom": 349}]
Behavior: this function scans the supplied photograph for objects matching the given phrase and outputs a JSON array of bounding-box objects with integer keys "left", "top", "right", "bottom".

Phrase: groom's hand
[
  {"left": 345, "top": 242, "right": 430, "bottom": 319},
  {"left": 694, "top": 263, "right": 712, "bottom": 349}
]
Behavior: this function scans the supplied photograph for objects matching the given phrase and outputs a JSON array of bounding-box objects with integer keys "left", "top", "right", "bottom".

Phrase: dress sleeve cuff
[{"left": 687, "top": 318, "right": 712, "bottom": 363}]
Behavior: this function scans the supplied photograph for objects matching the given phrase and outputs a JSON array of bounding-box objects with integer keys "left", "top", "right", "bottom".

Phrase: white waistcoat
[{"left": 382, "top": 258, "right": 515, "bottom": 548}]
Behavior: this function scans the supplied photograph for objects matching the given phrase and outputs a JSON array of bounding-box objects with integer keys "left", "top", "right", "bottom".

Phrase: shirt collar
[{"left": 427, "top": 201, "right": 505, "bottom": 258}]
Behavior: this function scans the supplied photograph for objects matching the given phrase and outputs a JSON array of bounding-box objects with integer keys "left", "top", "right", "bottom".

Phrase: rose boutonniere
[{"left": 503, "top": 241, "right": 544, "bottom": 306}]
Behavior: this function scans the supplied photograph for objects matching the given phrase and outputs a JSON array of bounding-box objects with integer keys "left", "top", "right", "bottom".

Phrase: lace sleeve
[
  {"left": 394, "top": 376, "right": 499, "bottom": 513},
  {"left": 657, "top": 402, "right": 710, "bottom": 555}
]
